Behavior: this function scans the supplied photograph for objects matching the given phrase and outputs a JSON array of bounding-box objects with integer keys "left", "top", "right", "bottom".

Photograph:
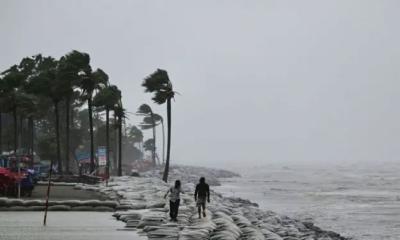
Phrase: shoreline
[
  {"left": 108, "top": 165, "right": 350, "bottom": 240},
  {"left": 0, "top": 165, "right": 350, "bottom": 239}
]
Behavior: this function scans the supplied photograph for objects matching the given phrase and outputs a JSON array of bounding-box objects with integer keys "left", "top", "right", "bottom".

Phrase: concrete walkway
[{"left": 0, "top": 212, "right": 145, "bottom": 240}]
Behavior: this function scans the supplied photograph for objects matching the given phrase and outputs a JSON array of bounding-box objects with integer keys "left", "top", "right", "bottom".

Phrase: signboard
[
  {"left": 97, "top": 146, "right": 107, "bottom": 166},
  {"left": 75, "top": 152, "right": 90, "bottom": 163}
]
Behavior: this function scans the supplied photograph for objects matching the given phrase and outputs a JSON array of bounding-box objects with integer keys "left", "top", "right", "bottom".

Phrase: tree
[
  {"left": 143, "top": 138, "right": 155, "bottom": 153},
  {"left": 1, "top": 55, "right": 40, "bottom": 155},
  {"left": 78, "top": 64, "right": 108, "bottom": 173},
  {"left": 128, "top": 125, "right": 143, "bottom": 146},
  {"left": 93, "top": 85, "right": 121, "bottom": 178},
  {"left": 0, "top": 65, "right": 26, "bottom": 154},
  {"left": 142, "top": 69, "right": 175, "bottom": 182},
  {"left": 137, "top": 104, "right": 161, "bottom": 165},
  {"left": 27, "top": 56, "right": 64, "bottom": 173},
  {"left": 155, "top": 114, "right": 165, "bottom": 164},
  {"left": 114, "top": 103, "right": 126, "bottom": 176},
  {"left": 58, "top": 50, "right": 91, "bottom": 173}
]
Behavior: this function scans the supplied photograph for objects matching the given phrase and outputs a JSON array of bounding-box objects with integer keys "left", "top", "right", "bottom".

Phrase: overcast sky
[{"left": 1, "top": 0, "right": 399, "bottom": 169}]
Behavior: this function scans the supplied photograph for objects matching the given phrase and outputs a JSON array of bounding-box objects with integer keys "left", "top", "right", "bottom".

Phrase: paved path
[{"left": 0, "top": 212, "right": 145, "bottom": 240}]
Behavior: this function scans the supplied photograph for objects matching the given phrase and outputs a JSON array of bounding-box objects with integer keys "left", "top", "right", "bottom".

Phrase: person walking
[
  {"left": 194, "top": 177, "right": 210, "bottom": 219},
  {"left": 164, "top": 180, "right": 183, "bottom": 221}
]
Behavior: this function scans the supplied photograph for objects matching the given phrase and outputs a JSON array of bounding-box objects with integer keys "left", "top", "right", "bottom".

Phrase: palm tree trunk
[
  {"left": 13, "top": 107, "right": 17, "bottom": 154},
  {"left": 65, "top": 97, "right": 70, "bottom": 174},
  {"left": 106, "top": 108, "right": 110, "bottom": 179},
  {"left": 28, "top": 117, "right": 34, "bottom": 162},
  {"left": 113, "top": 112, "right": 117, "bottom": 174},
  {"left": 117, "top": 116, "right": 122, "bottom": 176},
  {"left": 88, "top": 96, "right": 95, "bottom": 173},
  {"left": 19, "top": 116, "right": 23, "bottom": 153},
  {"left": 161, "top": 119, "right": 165, "bottom": 164},
  {"left": 55, "top": 102, "right": 62, "bottom": 174},
  {"left": 162, "top": 98, "right": 171, "bottom": 182},
  {"left": 151, "top": 113, "right": 157, "bottom": 166}
]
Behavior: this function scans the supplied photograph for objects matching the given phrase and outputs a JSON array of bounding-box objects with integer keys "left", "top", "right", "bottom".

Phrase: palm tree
[
  {"left": 93, "top": 85, "right": 121, "bottom": 178},
  {"left": 16, "top": 94, "right": 37, "bottom": 155},
  {"left": 143, "top": 138, "right": 155, "bottom": 154},
  {"left": 27, "top": 56, "right": 65, "bottom": 173},
  {"left": 114, "top": 103, "right": 126, "bottom": 176},
  {"left": 1, "top": 56, "right": 39, "bottom": 155},
  {"left": 141, "top": 113, "right": 164, "bottom": 164},
  {"left": 128, "top": 125, "right": 144, "bottom": 153},
  {"left": 137, "top": 104, "right": 161, "bottom": 165},
  {"left": 58, "top": 50, "right": 91, "bottom": 174},
  {"left": 1, "top": 65, "right": 25, "bottom": 154},
  {"left": 78, "top": 64, "right": 108, "bottom": 173},
  {"left": 142, "top": 69, "right": 175, "bottom": 182},
  {"left": 156, "top": 114, "right": 165, "bottom": 164}
]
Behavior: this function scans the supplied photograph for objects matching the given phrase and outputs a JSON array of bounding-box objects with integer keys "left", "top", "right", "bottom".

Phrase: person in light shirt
[{"left": 164, "top": 180, "right": 184, "bottom": 221}]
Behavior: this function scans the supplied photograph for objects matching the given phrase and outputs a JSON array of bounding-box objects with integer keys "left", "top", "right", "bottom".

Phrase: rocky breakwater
[{"left": 76, "top": 166, "right": 349, "bottom": 240}]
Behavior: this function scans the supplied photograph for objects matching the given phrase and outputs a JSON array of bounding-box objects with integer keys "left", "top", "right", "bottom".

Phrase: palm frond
[{"left": 137, "top": 103, "right": 152, "bottom": 115}]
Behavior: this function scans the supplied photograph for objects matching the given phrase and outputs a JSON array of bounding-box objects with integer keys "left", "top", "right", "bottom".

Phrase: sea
[{"left": 215, "top": 161, "right": 400, "bottom": 240}]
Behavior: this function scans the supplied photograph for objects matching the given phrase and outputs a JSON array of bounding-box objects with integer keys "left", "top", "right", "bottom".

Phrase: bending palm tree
[
  {"left": 141, "top": 113, "right": 163, "bottom": 164},
  {"left": 93, "top": 85, "right": 121, "bottom": 178},
  {"left": 142, "top": 69, "right": 175, "bottom": 182},
  {"left": 137, "top": 104, "right": 161, "bottom": 166},
  {"left": 58, "top": 50, "right": 91, "bottom": 173},
  {"left": 79, "top": 66, "right": 108, "bottom": 173},
  {"left": 114, "top": 103, "right": 126, "bottom": 176},
  {"left": 1, "top": 65, "right": 27, "bottom": 154}
]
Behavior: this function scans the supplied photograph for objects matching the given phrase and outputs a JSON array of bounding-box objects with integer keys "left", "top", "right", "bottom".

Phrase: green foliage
[
  {"left": 0, "top": 50, "right": 130, "bottom": 175},
  {"left": 93, "top": 85, "right": 121, "bottom": 110},
  {"left": 114, "top": 104, "right": 127, "bottom": 120},
  {"left": 128, "top": 125, "right": 143, "bottom": 143},
  {"left": 79, "top": 67, "right": 108, "bottom": 98},
  {"left": 142, "top": 69, "right": 174, "bottom": 104},
  {"left": 137, "top": 103, "right": 152, "bottom": 115},
  {"left": 143, "top": 138, "right": 155, "bottom": 152}
]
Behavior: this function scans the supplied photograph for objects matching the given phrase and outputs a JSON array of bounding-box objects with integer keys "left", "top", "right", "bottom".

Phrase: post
[
  {"left": 43, "top": 158, "right": 54, "bottom": 226},
  {"left": 17, "top": 156, "right": 21, "bottom": 198}
]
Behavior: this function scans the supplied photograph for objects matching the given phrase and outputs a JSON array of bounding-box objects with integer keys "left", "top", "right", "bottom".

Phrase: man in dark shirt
[{"left": 194, "top": 177, "right": 210, "bottom": 219}]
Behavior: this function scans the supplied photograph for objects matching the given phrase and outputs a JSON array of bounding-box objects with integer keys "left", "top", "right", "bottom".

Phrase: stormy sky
[{"left": 1, "top": 0, "right": 399, "bottom": 168}]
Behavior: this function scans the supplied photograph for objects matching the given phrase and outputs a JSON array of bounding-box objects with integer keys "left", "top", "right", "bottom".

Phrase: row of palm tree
[
  {"left": 0, "top": 51, "right": 125, "bottom": 176},
  {"left": 1, "top": 52, "right": 176, "bottom": 182}
]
